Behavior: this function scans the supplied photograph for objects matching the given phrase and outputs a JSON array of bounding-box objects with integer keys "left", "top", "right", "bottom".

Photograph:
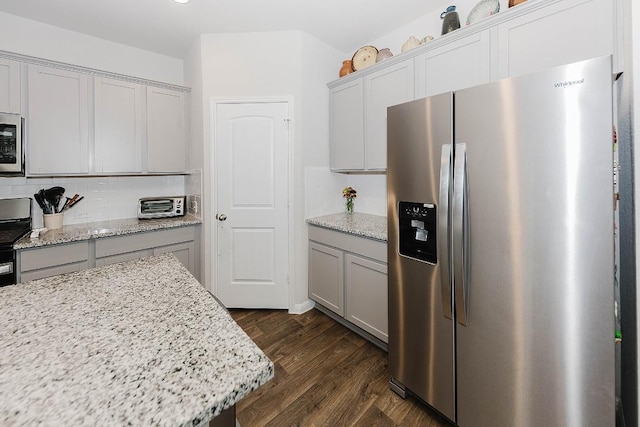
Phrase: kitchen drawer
[
  {"left": 20, "top": 241, "right": 89, "bottom": 271},
  {"left": 95, "top": 249, "right": 152, "bottom": 267},
  {"left": 20, "top": 262, "right": 89, "bottom": 282},
  {"left": 95, "top": 227, "right": 195, "bottom": 258}
]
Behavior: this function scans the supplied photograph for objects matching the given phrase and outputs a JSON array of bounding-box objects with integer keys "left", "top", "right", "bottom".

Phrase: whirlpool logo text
[{"left": 554, "top": 78, "right": 585, "bottom": 88}]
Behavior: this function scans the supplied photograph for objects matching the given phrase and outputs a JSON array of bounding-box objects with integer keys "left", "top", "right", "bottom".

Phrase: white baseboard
[{"left": 289, "top": 299, "right": 315, "bottom": 314}]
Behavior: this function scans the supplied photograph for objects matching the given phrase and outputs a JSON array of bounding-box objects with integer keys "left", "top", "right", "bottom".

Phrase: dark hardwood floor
[{"left": 230, "top": 308, "right": 451, "bottom": 427}]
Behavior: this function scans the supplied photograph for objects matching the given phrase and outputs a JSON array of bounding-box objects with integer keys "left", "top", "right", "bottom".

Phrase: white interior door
[{"left": 214, "top": 101, "right": 290, "bottom": 309}]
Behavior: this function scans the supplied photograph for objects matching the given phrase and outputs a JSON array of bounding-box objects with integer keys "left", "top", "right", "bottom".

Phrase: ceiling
[{"left": 0, "top": 0, "right": 439, "bottom": 59}]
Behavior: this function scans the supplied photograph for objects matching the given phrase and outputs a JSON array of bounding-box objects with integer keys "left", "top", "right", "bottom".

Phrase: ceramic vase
[
  {"left": 339, "top": 60, "right": 354, "bottom": 77},
  {"left": 441, "top": 5, "right": 461, "bottom": 35}
]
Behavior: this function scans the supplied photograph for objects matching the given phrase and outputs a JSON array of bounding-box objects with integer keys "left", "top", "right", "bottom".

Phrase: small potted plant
[{"left": 342, "top": 187, "right": 357, "bottom": 214}]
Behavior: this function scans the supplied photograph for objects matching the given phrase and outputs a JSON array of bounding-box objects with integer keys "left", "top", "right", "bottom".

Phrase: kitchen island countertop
[
  {"left": 306, "top": 212, "right": 387, "bottom": 242},
  {"left": 14, "top": 214, "right": 202, "bottom": 250},
  {"left": 0, "top": 253, "right": 273, "bottom": 426}
]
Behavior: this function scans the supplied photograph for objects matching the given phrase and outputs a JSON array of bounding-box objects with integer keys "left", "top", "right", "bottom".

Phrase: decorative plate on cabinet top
[
  {"left": 352, "top": 45, "right": 378, "bottom": 71},
  {"left": 466, "top": 0, "right": 500, "bottom": 25}
]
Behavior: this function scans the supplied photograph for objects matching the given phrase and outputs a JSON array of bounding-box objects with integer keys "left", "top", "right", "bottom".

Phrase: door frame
[{"left": 210, "top": 97, "right": 294, "bottom": 310}]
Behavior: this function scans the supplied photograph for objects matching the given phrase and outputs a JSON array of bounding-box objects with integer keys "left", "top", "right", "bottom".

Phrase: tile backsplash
[
  {"left": 305, "top": 167, "right": 387, "bottom": 218},
  {"left": 1, "top": 175, "right": 186, "bottom": 228},
  {"left": 186, "top": 169, "right": 202, "bottom": 219}
]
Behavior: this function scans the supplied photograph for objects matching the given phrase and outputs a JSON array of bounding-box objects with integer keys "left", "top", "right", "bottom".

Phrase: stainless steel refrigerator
[{"left": 387, "top": 56, "right": 615, "bottom": 426}]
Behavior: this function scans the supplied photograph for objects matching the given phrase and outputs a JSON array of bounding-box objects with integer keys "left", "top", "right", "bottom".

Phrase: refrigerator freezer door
[
  {"left": 387, "top": 93, "right": 455, "bottom": 421},
  {"left": 454, "top": 56, "right": 615, "bottom": 426}
]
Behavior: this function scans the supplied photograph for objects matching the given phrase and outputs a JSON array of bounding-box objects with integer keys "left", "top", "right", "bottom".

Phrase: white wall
[
  {"left": 0, "top": 11, "right": 183, "bottom": 84},
  {"left": 367, "top": 0, "right": 510, "bottom": 56},
  {"left": 184, "top": 37, "right": 206, "bottom": 282},
  {"left": 189, "top": 31, "right": 344, "bottom": 311},
  {"left": 298, "top": 33, "right": 348, "bottom": 308}
]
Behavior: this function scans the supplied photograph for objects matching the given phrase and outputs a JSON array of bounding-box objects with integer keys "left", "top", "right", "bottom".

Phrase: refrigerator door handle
[
  {"left": 453, "top": 143, "right": 470, "bottom": 325},
  {"left": 438, "top": 144, "right": 453, "bottom": 319}
]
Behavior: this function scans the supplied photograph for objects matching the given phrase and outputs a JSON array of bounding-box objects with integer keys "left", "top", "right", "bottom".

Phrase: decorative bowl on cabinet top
[
  {"left": 351, "top": 46, "right": 378, "bottom": 71},
  {"left": 467, "top": 0, "right": 500, "bottom": 25}
]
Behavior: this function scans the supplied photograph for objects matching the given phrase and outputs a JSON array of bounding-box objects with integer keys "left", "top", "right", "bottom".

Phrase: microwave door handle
[{"left": 438, "top": 144, "right": 453, "bottom": 319}]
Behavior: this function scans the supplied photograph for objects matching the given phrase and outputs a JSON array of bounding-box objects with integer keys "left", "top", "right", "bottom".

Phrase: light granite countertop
[
  {"left": 306, "top": 212, "right": 387, "bottom": 242},
  {"left": 0, "top": 253, "right": 273, "bottom": 426},
  {"left": 14, "top": 214, "right": 202, "bottom": 250}
]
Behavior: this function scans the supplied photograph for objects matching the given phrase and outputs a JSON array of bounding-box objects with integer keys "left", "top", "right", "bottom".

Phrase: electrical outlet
[{"left": 74, "top": 211, "right": 89, "bottom": 219}]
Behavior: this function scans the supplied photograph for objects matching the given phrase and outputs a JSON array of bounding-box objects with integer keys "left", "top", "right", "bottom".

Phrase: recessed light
[{"left": 173, "top": 0, "right": 189, "bottom": 3}]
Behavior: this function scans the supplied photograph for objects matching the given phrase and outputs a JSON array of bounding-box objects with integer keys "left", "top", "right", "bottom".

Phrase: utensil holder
[{"left": 43, "top": 213, "right": 64, "bottom": 230}]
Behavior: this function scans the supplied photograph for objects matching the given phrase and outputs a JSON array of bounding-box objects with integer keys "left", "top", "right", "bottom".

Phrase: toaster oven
[{"left": 138, "top": 196, "right": 186, "bottom": 219}]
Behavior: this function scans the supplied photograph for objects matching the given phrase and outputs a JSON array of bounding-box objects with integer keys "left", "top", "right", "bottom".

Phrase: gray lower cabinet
[
  {"left": 344, "top": 254, "right": 388, "bottom": 343},
  {"left": 309, "top": 241, "right": 344, "bottom": 316},
  {"left": 19, "top": 241, "right": 90, "bottom": 282},
  {"left": 18, "top": 226, "right": 199, "bottom": 282},
  {"left": 308, "top": 225, "right": 388, "bottom": 343},
  {"left": 95, "top": 227, "right": 197, "bottom": 275}
]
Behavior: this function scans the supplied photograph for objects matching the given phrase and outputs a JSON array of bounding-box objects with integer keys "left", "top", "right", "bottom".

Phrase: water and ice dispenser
[{"left": 397, "top": 201, "right": 437, "bottom": 264}]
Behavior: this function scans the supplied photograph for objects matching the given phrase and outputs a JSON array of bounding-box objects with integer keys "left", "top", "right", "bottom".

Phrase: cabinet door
[
  {"left": 309, "top": 241, "right": 344, "bottom": 316},
  {"left": 497, "top": 0, "right": 615, "bottom": 79},
  {"left": 416, "top": 30, "right": 491, "bottom": 98},
  {"left": 146, "top": 86, "right": 187, "bottom": 173},
  {"left": 345, "top": 254, "right": 388, "bottom": 343},
  {"left": 364, "top": 60, "right": 415, "bottom": 170},
  {"left": 153, "top": 241, "right": 196, "bottom": 276},
  {"left": 27, "top": 65, "right": 89, "bottom": 175},
  {"left": 94, "top": 77, "right": 144, "bottom": 173},
  {"left": 0, "top": 59, "right": 20, "bottom": 114},
  {"left": 329, "top": 79, "right": 364, "bottom": 171}
]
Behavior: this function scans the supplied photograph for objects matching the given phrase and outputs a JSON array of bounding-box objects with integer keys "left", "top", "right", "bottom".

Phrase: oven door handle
[{"left": 0, "top": 261, "right": 13, "bottom": 275}]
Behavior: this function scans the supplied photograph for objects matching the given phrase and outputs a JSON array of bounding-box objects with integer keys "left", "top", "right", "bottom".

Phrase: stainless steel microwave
[
  {"left": 138, "top": 196, "right": 186, "bottom": 219},
  {"left": 0, "top": 113, "right": 24, "bottom": 175}
]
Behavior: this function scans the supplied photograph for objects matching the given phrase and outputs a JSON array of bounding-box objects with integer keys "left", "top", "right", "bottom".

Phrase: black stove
[{"left": 0, "top": 198, "right": 32, "bottom": 286}]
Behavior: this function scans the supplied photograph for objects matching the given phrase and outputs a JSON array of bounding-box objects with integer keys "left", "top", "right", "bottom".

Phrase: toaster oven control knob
[{"left": 216, "top": 213, "right": 227, "bottom": 221}]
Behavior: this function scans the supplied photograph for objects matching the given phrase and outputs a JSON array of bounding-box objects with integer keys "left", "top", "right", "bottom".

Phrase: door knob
[{"left": 216, "top": 213, "right": 227, "bottom": 221}]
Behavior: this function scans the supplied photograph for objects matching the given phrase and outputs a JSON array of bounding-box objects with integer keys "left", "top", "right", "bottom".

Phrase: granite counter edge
[
  {"left": 306, "top": 213, "right": 388, "bottom": 242},
  {"left": 14, "top": 217, "right": 202, "bottom": 250}
]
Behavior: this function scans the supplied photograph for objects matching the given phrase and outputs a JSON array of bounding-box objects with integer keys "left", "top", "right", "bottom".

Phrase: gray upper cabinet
[
  {"left": 497, "top": 0, "right": 619, "bottom": 78},
  {"left": 94, "top": 77, "right": 144, "bottom": 174},
  {"left": 0, "top": 58, "right": 20, "bottom": 114},
  {"left": 415, "top": 30, "right": 491, "bottom": 99},
  {"left": 364, "top": 60, "right": 415, "bottom": 170},
  {"left": 147, "top": 86, "right": 187, "bottom": 173},
  {"left": 329, "top": 61, "right": 414, "bottom": 172},
  {"left": 17, "top": 55, "right": 190, "bottom": 177},
  {"left": 27, "top": 65, "right": 90, "bottom": 175},
  {"left": 330, "top": 79, "right": 364, "bottom": 171},
  {"left": 328, "top": 0, "right": 621, "bottom": 173}
]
